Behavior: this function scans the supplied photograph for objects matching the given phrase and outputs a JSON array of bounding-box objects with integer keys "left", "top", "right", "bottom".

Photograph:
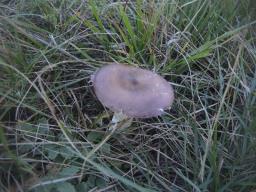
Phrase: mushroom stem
[
  {"left": 111, "top": 112, "right": 128, "bottom": 123},
  {"left": 109, "top": 112, "right": 132, "bottom": 130}
]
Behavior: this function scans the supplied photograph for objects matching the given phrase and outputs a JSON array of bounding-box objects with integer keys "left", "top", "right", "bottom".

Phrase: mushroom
[{"left": 91, "top": 64, "right": 174, "bottom": 120}]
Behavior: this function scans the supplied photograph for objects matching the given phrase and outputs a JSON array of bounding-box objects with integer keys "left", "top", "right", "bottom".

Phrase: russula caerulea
[{"left": 92, "top": 64, "right": 174, "bottom": 118}]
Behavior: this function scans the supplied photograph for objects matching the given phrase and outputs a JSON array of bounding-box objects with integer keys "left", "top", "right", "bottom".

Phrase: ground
[{"left": 0, "top": 0, "right": 256, "bottom": 191}]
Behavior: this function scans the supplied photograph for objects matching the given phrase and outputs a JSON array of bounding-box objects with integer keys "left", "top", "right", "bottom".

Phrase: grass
[{"left": 0, "top": 0, "right": 256, "bottom": 191}]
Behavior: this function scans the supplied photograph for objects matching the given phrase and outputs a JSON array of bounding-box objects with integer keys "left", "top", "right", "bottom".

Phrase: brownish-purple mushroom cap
[{"left": 92, "top": 64, "right": 174, "bottom": 118}]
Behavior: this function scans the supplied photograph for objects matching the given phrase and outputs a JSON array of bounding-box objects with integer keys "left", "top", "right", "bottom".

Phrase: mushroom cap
[{"left": 92, "top": 64, "right": 174, "bottom": 118}]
